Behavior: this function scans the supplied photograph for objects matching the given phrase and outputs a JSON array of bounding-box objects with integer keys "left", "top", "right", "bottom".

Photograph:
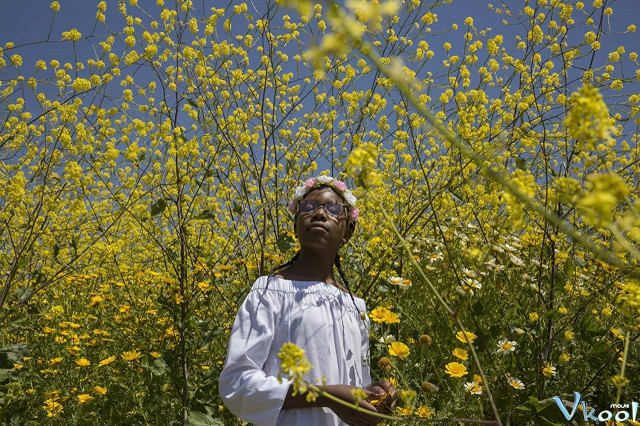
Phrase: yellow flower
[
  {"left": 345, "top": 142, "right": 383, "bottom": 188},
  {"left": 444, "top": 362, "right": 468, "bottom": 377},
  {"left": 10, "top": 54, "right": 22, "bottom": 67},
  {"left": 529, "top": 312, "right": 539, "bottom": 322},
  {"left": 43, "top": 400, "right": 63, "bottom": 417},
  {"left": 197, "top": 281, "right": 213, "bottom": 291},
  {"left": 388, "top": 342, "right": 410, "bottom": 359},
  {"left": 563, "top": 83, "right": 615, "bottom": 151},
  {"left": 77, "top": 394, "right": 93, "bottom": 403},
  {"left": 370, "top": 307, "right": 400, "bottom": 324},
  {"left": 93, "top": 386, "right": 107, "bottom": 395},
  {"left": 75, "top": 358, "right": 91, "bottom": 367},
  {"left": 150, "top": 351, "right": 162, "bottom": 359},
  {"left": 452, "top": 348, "right": 468, "bottom": 360},
  {"left": 50, "top": 1, "right": 60, "bottom": 12},
  {"left": 61, "top": 29, "right": 82, "bottom": 41},
  {"left": 455, "top": 331, "right": 477, "bottom": 344},
  {"left": 542, "top": 363, "right": 556, "bottom": 377},
  {"left": 98, "top": 356, "right": 116, "bottom": 367},
  {"left": 13, "top": 363, "right": 24, "bottom": 370},
  {"left": 278, "top": 343, "right": 311, "bottom": 396},
  {"left": 559, "top": 353, "right": 571, "bottom": 363},
  {"left": 121, "top": 350, "right": 142, "bottom": 362},
  {"left": 416, "top": 405, "right": 433, "bottom": 418}
]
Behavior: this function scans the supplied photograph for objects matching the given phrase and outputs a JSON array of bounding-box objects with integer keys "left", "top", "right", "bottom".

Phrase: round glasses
[{"left": 297, "top": 200, "right": 347, "bottom": 218}]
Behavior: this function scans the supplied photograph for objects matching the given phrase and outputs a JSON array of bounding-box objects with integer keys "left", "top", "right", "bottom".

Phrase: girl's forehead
[{"left": 304, "top": 187, "right": 343, "bottom": 202}]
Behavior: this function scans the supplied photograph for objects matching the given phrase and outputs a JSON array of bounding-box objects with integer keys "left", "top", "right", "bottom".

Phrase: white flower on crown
[
  {"left": 316, "top": 175, "right": 333, "bottom": 184},
  {"left": 343, "top": 189, "right": 357, "bottom": 206},
  {"left": 294, "top": 185, "right": 306, "bottom": 199}
]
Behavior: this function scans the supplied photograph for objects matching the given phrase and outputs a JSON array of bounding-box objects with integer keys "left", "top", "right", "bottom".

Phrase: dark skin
[{"left": 277, "top": 187, "right": 398, "bottom": 426}]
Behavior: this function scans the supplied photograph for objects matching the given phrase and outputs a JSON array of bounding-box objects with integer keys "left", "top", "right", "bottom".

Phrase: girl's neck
[{"left": 281, "top": 251, "right": 336, "bottom": 283}]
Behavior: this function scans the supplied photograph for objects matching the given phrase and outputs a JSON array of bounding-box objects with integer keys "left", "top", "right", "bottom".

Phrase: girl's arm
[{"left": 218, "top": 281, "right": 291, "bottom": 426}]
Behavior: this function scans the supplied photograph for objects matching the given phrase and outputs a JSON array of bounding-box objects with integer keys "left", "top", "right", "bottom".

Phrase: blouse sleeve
[{"left": 218, "top": 279, "right": 291, "bottom": 426}]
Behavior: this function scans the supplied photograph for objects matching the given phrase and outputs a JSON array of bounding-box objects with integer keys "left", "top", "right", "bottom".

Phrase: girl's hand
[
  {"left": 324, "top": 384, "right": 382, "bottom": 426},
  {"left": 365, "top": 381, "right": 398, "bottom": 414}
]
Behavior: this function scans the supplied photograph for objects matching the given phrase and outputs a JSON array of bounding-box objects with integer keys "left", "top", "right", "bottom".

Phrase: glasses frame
[{"left": 296, "top": 200, "right": 348, "bottom": 218}]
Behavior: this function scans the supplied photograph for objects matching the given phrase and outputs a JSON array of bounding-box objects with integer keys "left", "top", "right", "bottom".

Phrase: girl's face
[{"left": 295, "top": 187, "right": 352, "bottom": 252}]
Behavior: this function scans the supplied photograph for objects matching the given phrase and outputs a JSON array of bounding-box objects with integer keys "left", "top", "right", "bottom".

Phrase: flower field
[{"left": 1, "top": 0, "right": 639, "bottom": 424}]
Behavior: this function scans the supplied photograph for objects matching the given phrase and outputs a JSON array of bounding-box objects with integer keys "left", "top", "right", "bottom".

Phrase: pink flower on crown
[
  {"left": 350, "top": 207, "right": 360, "bottom": 221},
  {"left": 304, "top": 178, "right": 317, "bottom": 190},
  {"left": 288, "top": 199, "right": 297, "bottom": 214},
  {"left": 333, "top": 180, "right": 347, "bottom": 192}
]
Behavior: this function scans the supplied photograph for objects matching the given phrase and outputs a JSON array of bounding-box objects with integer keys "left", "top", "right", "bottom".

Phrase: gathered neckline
[{"left": 265, "top": 275, "right": 364, "bottom": 300}]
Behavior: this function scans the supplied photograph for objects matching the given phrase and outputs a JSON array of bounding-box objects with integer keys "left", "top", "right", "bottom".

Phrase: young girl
[{"left": 218, "top": 176, "right": 396, "bottom": 426}]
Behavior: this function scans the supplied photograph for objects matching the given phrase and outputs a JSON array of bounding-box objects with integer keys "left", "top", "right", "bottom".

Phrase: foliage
[{"left": 0, "top": 0, "right": 639, "bottom": 424}]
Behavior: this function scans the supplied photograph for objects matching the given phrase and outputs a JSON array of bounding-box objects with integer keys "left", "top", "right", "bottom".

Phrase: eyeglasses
[{"left": 297, "top": 200, "right": 347, "bottom": 218}]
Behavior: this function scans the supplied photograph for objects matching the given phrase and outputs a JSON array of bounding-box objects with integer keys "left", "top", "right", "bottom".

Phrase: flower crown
[{"left": 288, "top": 176, "right": 359, "bottom": 221}]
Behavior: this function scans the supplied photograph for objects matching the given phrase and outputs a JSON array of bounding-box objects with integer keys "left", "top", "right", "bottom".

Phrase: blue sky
[{"left": 4, "top": 0, "right": 638, "bottom": 79}]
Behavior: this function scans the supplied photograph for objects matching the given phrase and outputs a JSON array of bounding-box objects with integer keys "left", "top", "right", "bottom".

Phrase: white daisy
[
  {"left": 464, "top": 381, "right": 483, "bottom": 394},
  {"left": 496, "top": 339, "right": 517, "bottom": 354}
]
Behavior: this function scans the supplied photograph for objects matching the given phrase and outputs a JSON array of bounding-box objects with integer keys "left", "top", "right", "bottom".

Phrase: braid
[
  {"left": 268, "top": 251, "right": 300, "bottom": 276},
  {"left": 334, "top": 254, "right": 362, "bottom": 318}
]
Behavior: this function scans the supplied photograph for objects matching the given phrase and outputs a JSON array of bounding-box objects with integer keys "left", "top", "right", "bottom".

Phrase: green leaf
[
  {"left": 200, "top": 327, "right": 223, "bottom": 350},
  {"left": 0, "top": 344, "right": 29, "bottom": 369},
  {"left": 471, "top": 301, "right": 484, "bottom": 315},
  {"left": 186, "top": 411, "right": 224, "bottom": 426},
  {"left": 150, "top": 199, "right": 167, "bottom": 217},
  {"left": 580, "top": 315, "right": 605, "bottom": 335},
  {"left": 194, "top": 210, "right": 216, "bottom": 220},
  {"left": 0, "top": 368, "right": 14, "bottom": 383},
  {"left": 276, "top": 233, "right": 295, "bottom": 252},
  {"left": 516, "top": 157, "right": 526, "bottom": 170},
  {"left": 232, "top": 201, "right": 243, "bottom": 215}
]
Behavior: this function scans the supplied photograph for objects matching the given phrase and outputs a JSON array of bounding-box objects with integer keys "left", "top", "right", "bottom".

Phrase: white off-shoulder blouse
[{"left": 218, "top": 275, "right": 371, "bottom": 426}]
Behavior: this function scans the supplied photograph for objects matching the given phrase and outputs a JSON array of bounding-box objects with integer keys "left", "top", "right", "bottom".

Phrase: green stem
[
  {"left": 614, "top": 330, "right": 631, "bottom": 405},
  {"left": 306, "top": 383, "right": 499, "bottom": 424}
]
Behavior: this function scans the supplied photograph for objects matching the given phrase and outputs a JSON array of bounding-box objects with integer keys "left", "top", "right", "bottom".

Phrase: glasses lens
[
  {"left": 298, "top": 200, "right": 318, "bottom": 214},
  {"left": 325, "top": 202, "right": 344, "bottom": 217}
]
